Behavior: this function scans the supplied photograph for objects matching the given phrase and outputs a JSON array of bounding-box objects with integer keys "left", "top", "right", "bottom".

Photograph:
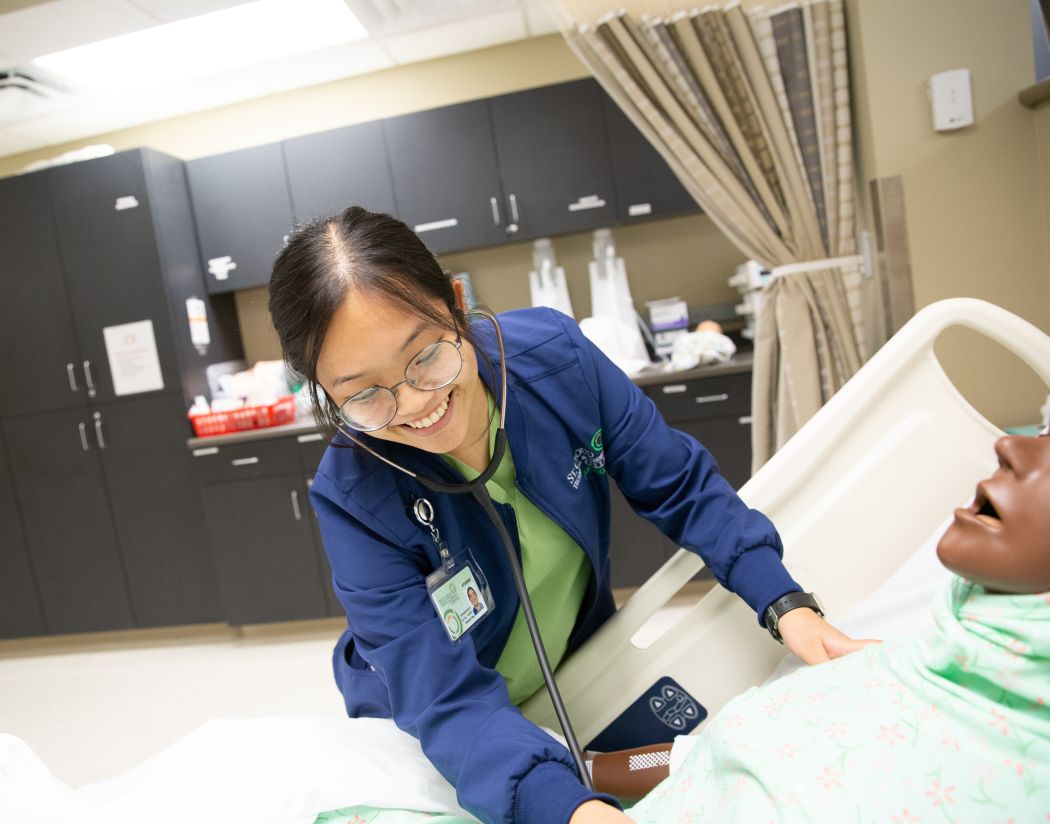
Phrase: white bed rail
[{"left": 522, "top": 299, "right": 1050, "bottom": 745}]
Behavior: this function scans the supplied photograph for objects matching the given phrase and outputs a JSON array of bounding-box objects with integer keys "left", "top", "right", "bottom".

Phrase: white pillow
[{"left": 0, "top": 734, "right": 107, "bottom": 824}]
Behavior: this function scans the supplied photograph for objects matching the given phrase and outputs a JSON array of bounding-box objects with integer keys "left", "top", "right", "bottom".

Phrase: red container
[{"left": 189, "top": 395, "right": 296, "bottom": 437}]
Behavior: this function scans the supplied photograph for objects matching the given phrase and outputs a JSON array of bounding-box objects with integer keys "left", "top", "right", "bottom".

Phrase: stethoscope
[{"left": 332, "top": 308, "right": 594, "bottom": 790}]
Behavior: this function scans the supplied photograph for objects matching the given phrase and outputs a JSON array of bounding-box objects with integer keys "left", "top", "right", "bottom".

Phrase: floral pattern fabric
[{"left": 627, "top": 578, "right": 1050, "bottom": 823}]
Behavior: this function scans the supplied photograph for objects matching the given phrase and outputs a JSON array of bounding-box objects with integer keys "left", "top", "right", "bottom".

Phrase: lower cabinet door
[
  {"left": 676, "top": 414, "right": 753, "bottom": 491},
  {"left": 202, "top": 472, "right": 329, "bottom": 625},
  {"left": 3, "top": 410, "right": 136, "bottom": 634},
  {"left": 0, "top": 431, "right": 47, "bottom": 638},
  {"left": 607, "top": 481, "right": 675, "bottom": 590},
  {"left": 95, "top": 395, "right": 223, "bottom": 628}
]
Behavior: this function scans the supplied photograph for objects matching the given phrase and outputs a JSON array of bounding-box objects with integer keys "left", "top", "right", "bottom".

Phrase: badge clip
[{"left": 414, "top": 498, "right": 455, "bottom": 573}]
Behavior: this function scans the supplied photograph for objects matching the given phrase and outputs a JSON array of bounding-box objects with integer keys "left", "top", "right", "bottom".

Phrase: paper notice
[{"left": 103, "top": 320, "right": 165, "bottom": 396}]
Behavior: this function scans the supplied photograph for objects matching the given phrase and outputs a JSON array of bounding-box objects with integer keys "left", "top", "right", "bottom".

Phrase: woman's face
[
  {"left": 936, "top": 435, "right": 1050, "bottom": 594},
  {"left": 315, "top": 289, "right": 486, "bottom": 456}
]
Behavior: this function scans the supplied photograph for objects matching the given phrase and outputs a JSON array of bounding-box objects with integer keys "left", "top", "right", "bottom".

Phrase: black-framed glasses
[{"left": 337, "top": 336, "right": 463, "bottom": 432}]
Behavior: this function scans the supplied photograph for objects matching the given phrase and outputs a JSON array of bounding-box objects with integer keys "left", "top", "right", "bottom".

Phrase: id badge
[{"left": 425, "top": 551, "right": 494, "bottom": 644}]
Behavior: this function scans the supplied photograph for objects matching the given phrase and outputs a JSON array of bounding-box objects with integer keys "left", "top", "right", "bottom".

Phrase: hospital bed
[
  {"left": 521, "top": 297, "right": 1050, "bottom": 746},
  {"left": 4, "top": 298, "right": 1050, "bottom": 824}
]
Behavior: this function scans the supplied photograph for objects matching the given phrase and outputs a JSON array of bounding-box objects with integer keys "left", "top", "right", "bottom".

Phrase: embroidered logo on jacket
[{"left": 567, "top": 428, "right": 605, "bottom": 489}]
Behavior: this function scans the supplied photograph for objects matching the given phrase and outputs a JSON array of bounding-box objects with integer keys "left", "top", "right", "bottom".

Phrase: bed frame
[{"left": 522, "top": 298, "right": 1050, "bottom": 746}]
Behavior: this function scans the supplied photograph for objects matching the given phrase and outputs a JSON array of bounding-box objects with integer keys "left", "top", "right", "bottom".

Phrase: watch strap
[{"left": 764, "top": 591, "right": 824, "bottom": 643}]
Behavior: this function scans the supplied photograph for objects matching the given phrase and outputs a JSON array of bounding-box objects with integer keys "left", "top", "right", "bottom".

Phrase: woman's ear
[{"left": 451, "top": 277, "right": 468, "bottom": 313}]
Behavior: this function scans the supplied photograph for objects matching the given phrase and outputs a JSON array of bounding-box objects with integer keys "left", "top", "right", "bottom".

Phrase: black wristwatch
[{"left": 764, "top": 591, "right": 824, "bottom": 643}]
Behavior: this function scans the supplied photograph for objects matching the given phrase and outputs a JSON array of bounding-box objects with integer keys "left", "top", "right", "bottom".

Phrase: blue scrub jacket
[{"left": 309, "top": 307, "right": 800, "bottom": 824}]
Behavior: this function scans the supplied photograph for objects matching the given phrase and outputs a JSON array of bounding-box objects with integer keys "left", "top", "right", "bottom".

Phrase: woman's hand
[
  {"left": 776, "top": 607, "right": 880, "bottom": 664},
  {"left": 569, "top": 799, "right": 635, "bottom": 824}
]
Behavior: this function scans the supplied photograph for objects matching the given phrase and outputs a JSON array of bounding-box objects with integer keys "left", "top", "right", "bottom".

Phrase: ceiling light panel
[
  {"left": 380, "top": 6, "right": 526, "bottom": 64},
  {"left": 33, "top": 0, "right": 368, "bottom": 93}
]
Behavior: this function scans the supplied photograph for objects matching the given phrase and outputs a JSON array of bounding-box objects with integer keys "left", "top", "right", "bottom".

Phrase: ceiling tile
[
  {"left": 379, "top": 7, "right": 527, "bottom": 64},
  {"left": 0, "top": 0, "right": 157, "bottom": 63}
]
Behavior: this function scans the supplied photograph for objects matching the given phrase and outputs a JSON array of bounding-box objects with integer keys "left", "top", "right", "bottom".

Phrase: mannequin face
[
  {"left": 936, "top": 435, "right": 1050, "bottom": 594},
  {"left": 316, "top": 288, "right": 487, "bottom": 457}
]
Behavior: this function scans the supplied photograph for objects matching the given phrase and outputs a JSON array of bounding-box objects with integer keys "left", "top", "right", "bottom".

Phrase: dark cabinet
[
  {"left": 600, "top": 92, "right": 698, "bottom": 222},
  {"left": 3, "top": 409, "right": 136, "bottom": 635},
  {"left": 297, "top": 431, "right": 342, "bottom": 617},
  {"left": 383, "top": 99, "right": 507, "bottom": 254},
  {"left": 607, "top": 483, "right": 675, "bottom": 590},
  {"left": 283, "top": 120, "right": 397, "bottom": 223},
  {"left": 0, "top": 432, "right": 46, "bottom": 639},
  {"left": 0, "top": 172, "right": 85, "bottom": 418},
  {"left": 646, "top": 370, "right": 753, "bottom": 491},
  {"left": 490, "top": 79, "right": 619, "bottom": 241},
  {"left": 0, "top": 149, "right": 241, "bottom": 638},
  {"left": 48, "top": 151, "right": 180, "bottom": 406},
  {"left": 95, "top": 396, "right": 222, "bottom": 627},
  {"left": 186, "top": 143, "right": 294, "bottom": 294},
  {"left": 196, "top": 437, "right": 331, "bottom": 624}
]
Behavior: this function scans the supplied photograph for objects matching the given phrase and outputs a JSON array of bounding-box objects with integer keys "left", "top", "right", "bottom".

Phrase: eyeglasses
[{"left": 337, "top": 336, "right": 463, "bottom": 432}]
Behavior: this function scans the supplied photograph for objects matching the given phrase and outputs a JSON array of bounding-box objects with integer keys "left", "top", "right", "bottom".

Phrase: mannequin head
[{"left": 936, "top": 435, "right": 1050, "bottom": 594}]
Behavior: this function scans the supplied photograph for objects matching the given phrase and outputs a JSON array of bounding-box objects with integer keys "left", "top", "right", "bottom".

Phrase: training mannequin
[{"left": 586, "top": 434, "right": 1050, "bottom": 822}]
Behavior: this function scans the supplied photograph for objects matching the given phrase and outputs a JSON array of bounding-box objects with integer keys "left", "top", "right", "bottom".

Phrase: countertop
[{"left": 186, "top": 352, "right": 754, "bottom": 450}]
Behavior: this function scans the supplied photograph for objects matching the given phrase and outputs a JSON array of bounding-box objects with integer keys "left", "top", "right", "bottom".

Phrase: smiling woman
[{"left": 265, "top": 206, "right": 869, "bottom": 824}]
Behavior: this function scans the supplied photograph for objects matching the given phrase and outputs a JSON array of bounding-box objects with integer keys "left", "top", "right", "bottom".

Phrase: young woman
[{"left": 268, "top": 207, "right": 866, "bottom": 824}]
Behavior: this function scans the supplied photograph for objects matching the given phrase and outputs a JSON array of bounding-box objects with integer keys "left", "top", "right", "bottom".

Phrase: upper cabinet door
[
  {"left": 0, "top": 431, "right": 47, "bottom": 638},
  {"left": 600, "top": 92, "right": 698, "bottom": 223},
  {"left": 489, "top": 79, "right": 619, "bottom": 241},
  {"left": 48, "top": 150, "right": 179, "bottom": 406},
  {"left": 186, "top": 143, "right": 294, "bottom": 294},
  {"left": 0, "top": 172, "right": 85, "bottom": 418},
  {"left": 283, "top": 120, "right": 397, "bottom": 224},
  {"left": 383, "top": 99, "right": 507, "bottom": 255}
]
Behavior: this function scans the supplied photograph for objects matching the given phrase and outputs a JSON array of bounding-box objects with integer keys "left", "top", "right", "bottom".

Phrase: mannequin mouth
[
  {"left": 968, "top": 484, "right": 1002, "bottom": 528},
  {"left": 399, "top": 389, "right": 455, "bottom": 437}
]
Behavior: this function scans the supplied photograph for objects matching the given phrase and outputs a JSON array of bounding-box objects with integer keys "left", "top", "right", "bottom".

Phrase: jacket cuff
[
  {"left": 726, "top": 545, "right": 802, "bottom": 625},
  {"left": 513, "top": 760, "right": 621, "bottom": 824}
]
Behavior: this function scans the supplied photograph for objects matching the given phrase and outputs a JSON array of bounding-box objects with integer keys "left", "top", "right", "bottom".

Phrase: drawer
[
  {"left": 191, "top": 436, "right": 301, "bottom": 484},
  {"left": 295, "top": 431, "right": 330, "bottom": 476},
  {"left": 645, "top": 371, "right": 752, "bottom": 424}
]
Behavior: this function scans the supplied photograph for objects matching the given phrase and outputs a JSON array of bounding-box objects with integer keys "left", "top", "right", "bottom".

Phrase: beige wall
[{"left": 848, "top": 0, "right": 1050, "bottom": 428}]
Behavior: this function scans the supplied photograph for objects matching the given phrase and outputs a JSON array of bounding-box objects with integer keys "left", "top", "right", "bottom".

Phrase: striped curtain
[{"left": 549, "top": 0, "right": 866, "bottom": 469}]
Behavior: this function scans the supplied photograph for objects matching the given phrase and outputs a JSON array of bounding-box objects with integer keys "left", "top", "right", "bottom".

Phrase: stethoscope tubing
[{"left": 334, "top": 309, "right": 594, "bottom": 790}]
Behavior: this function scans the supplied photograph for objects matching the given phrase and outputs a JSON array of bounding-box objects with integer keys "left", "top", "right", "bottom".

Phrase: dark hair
[{"left": 268, "top": 206, "right": 486, "bottom": 442}]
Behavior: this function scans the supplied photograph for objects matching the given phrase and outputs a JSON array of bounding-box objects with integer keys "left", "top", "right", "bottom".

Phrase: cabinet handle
[
  {"left": 414, "top": 218, "right": 458, "bottom": 233},
  {"left": 83, "top": 360, "right": 96, "bottom": 398},
  {"left": 296, "top": 433, "right": 323, "bottom": 444},
  {"left": 738, "top": 416, "right": 753, "bottom": 425},
  {"left": 490, "top": 196, "right": 502, "bottom": 226},
  {"left": 694, "top": 393, "right": 729, "bottom": 405},
  {"left": 78, "top": 422, "right": 90, "bottom": 451},
  {"left": 568, "top": 194, "right": 607, "bottom": 212},
  {"left": 291, "top": 490, "right": 302, "bottom": 521},
  {"left": 505, "top": 193, "right": 520, "bottom": 234},
  {"left": 661, "top": 384, "right": 687, "bottom": 394},
  {"left": 93, "top": 411, "right": 106, "bottom": 449},
  {"left": 231, "top": 457, "right": 260, "bottom": 467},
  {"left": 67, "top": 363, "right": 79, "bottom": 392}
]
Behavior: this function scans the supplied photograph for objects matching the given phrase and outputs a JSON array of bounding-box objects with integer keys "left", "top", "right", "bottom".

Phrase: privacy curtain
[{"left": 547, "top": 0, "right": 865, "bottom": 469}]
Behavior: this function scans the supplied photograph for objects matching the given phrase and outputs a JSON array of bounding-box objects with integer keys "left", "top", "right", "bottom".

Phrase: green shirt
[{"left": 441, "top": 395, "right": 592, "bottom": 705}]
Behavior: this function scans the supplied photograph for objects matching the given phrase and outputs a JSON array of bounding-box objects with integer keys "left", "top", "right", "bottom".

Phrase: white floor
[
  {"left": 0, "top": 584, "right": 707, "bottom": 789},
  {"left": 0, "top": 618, "right": 349, "bottom": 787}
]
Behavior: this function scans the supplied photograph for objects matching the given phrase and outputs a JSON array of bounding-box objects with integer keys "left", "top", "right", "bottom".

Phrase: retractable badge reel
[{"left": 415, "top": 498, "right": 494, "bottom": 644}]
